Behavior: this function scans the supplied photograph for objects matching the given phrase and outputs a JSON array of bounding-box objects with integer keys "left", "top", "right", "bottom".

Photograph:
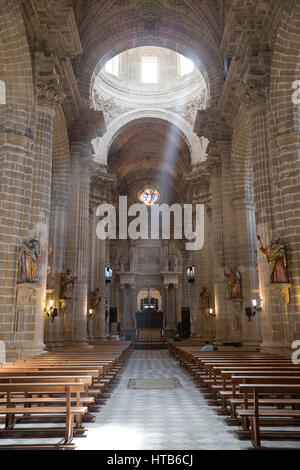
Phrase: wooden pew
[
  {"left": 228, "top": 376, "right": 300, "bottom": 418},
  {"left": 0, "top": 382, "right": 87, "bottom": 447},
  {"left": 0, "top": 342, "right": 130, "bottom": 449},
  {"left": 218, "top": 369, "right": 300, "bottom": 409},
  {"left": 237, "top": 384, "right": 300, "bottom": 447}
]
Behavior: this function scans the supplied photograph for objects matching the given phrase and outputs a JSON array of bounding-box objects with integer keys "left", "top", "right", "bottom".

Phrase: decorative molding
[{"left": 266, "top": 283, "right": 292, "bottom": 305}]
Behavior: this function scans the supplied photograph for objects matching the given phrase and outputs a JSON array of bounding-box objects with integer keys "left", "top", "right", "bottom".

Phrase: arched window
[
  {"left": 142, "top": 56, "right": 158, "bottom": 83},
  {"left": 105, "top": 56, "right": 119, "bottom": 77},
  {"left": 179, "top": 55, "right": 194, "bottom": 76},
  {"left": 0, "top": 80, "right": 6, "bottom": 104}
]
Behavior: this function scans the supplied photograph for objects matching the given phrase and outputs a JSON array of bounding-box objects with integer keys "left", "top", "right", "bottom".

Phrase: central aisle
[{"left": 74, "top": 349, "right": 249, "bottom": 450}]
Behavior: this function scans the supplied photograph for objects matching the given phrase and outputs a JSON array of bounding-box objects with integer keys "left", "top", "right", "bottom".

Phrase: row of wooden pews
[
  {"left": 0, "top": 342, "right": 131, "bottom": 450},
  {"left": 170, "top": 343, "right": 300, "bottom": 449}
]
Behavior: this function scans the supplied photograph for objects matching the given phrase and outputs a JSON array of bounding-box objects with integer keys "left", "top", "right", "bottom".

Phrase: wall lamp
[
  {"left": 45, "top": 300, "right": 58, "bottom": 323},
  {"left": 245, "top": 299, "right": 262, "bottom": 322}
]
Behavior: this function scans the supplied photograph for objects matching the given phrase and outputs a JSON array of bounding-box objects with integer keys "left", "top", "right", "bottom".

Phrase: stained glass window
[{"left": 139, "top": 187, "right": 159, "bottom": 206}]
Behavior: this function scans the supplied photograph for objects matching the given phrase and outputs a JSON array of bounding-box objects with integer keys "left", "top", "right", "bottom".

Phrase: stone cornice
[
  {"left": 194, "top": 108, "right": 232, "bottom": 143},
  {"left": 69, "top": 108, "right": 106, "bottom": 142},
  {"left": 23, "top": 0, "right": 82, "bottom": 59}
]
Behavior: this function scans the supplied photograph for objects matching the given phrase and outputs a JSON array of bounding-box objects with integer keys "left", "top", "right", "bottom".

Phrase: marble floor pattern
[{"left": 74, "top": 349, "right": 251, "bottom": 450}]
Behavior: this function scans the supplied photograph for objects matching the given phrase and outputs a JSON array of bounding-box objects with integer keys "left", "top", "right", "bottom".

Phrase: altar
[{"left": 135, "top": 308, "right": 164, "bottom": 340}]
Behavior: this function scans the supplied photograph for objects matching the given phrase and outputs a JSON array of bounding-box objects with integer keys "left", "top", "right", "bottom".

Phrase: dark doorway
[
  {"left": 181, "top": 308, "right": 191, "bottom": 339},
  {"left": 109, "top": 307, "right": 117, "bottom": 333}
]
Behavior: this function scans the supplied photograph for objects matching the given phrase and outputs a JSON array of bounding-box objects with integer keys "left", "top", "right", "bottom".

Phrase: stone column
[
  {"left": 62, "top": 150, "right": 88, "bottom": 345},
  {"left": 174, "top": 284, "right": 179, "bottom": 327},
  {"left": 130, "top": 285, "right": 137, "bottom": 331},
  {"left": 274, "top": 132, "right": 300, "bottom": 350},
  {"left": 185, "top": 167, "right": 214, "bottom": 341},
  {"left": 0, "top": 132, "right": 34, "bottom": 361},
  {"left": 195, "top": 109, "right": 259, "bottom": 346},
  {"left": 232, "top": 197, "right": 262, "bottom": 347},
  {"left": 244, "top": 76, "right": 290, "bottom": 353},
  {"left": 25, "top": 55, "right": 63, "bottom": 357},
  {"left": 89, "top": 199, "right": 106, "bottom": 342},
  {"left": 119, "top": 284, "right": 126, "bottom": 338},
  {"left": 164, "top": 284, "right": 169, "bottom": 333},
  {"left": 207, "top": 149, "right": 231, "bottom": 344},
  {"left": 63, "top": 109, "right": 105, "bottom": 346},
  {"left": 45, "top": 197, "right": 68, "bottom": 348}
]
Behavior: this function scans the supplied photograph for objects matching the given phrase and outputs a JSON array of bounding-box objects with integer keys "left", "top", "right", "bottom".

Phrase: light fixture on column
[
  {"left": 44, "top": 299, "right": 54, "bottom": 316},
  {"left": 87, "top": 308, "right": 94, "bottom": 318},
  {"left": 44, "top": 299, "right": 58, "bottom": 323},
  {"left": 246, "top": 299, "right": 261, "bottom": 322},
  {"left": 105, "top": 266, "right": 112, "bottom": 283},
  {"left": 187, "top": 265, "right": 195, "bottom": 283},
  {"left": 209, "top": 308, "right": 216, "bottom": 317}
]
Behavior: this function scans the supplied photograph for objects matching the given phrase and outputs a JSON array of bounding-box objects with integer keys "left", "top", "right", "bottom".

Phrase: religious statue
[
  {"left": 224, "top": 267, "right": 242, "bottom": 298},
  {"left": 255, "top": 249, "right": 259, "bottom": 284},
  {"left": 119, "top": 255, "right": 127, "bottom": 272},
  {"left": 257, "top": 235, "right": 288, "bottom": 283},
  {"left": 47, "top": 245, "right": 53, "bottom": 278},
  {"left": 91, "top": 288, "right": 101, "bottom": 309},
  {"left": 18, "top": 239, "right": 42, "bottom": 284},
  {"left": 168, "top": 254, "right": 178, "bottom": 272},
  {"left": 200, "top": 287, "right": 210, "bottom": 309},
  {"left": 60, "top": 269, "right": 77, "bottom": 299}
]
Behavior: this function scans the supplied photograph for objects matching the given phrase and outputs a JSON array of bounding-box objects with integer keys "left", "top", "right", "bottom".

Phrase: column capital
[
  {"left": 194, "top": 108, "right": 232, "bottom": 143},
  {"left": 205, "top": 154, "right": 222, "bottom": 177},
  {"left": 35, "top": 53, "right": 65, "bottom": 109},
  {"left": 242, "top": 73, "right": 268, "bottom": 108},
  {"left": 69, "top": 108, "right": 106, "bottom": 143}
]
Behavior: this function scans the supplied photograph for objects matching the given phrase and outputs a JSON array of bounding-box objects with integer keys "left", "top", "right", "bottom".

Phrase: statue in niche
[
  {"left": 168, "top": 254, "right": 178, "bottom": 272},
  {"left": 119, "top": 255, "right": 129, "bottom": 272},
  {"left": 257, "top": 235, "right": 288, "bottom": 283},
  {"left": 18, "top": 239, "right": 42, "bottom": 284},
  {"left": 224, "top": 267, "right": 242, "bottom": 298},
  {"left": 255, "top": 249, "right": 259, "bottom": 284},
  {"left": 145, "top": 248, "right": 154, "bottom": 263},
  {"left": 91, "top": 288, "right": 101, "bottom": 309},
  {"left": 47, "top": 245, "right": 53, "bottom": 278},
  {"left": 200, "top": 287, "right": 210, "bottom": 309},
  {"left": 60, "top": 269, "right": 77, "bottom": 299}
]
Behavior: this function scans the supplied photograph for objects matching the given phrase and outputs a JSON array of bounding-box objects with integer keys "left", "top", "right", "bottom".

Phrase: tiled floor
[
  {"left": 1, "top": 350, "right": 298, "bottom": 449},
  {"left": 74, "top": 350, "right": 251, "bottom": 450}
]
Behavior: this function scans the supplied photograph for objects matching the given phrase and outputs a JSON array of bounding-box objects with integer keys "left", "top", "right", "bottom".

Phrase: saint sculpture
[
  {"left": 224, "top": 267, "right": 242, "bottom": 298},
  {"left": 60, "top": 269, "right": 77, "bottom": 299},
  {"left": 257, "top": 235, "right": 288, "bottom": 283},
  {"left": 18, "top": 239, "right": 42, "bottom": 283}
]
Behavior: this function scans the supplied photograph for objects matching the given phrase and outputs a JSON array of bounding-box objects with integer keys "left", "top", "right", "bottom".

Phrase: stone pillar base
[
  {"left": 6, "top": 343, "right": 47, "bottom": 361},
  {"left": 45, "top": 341, "right": 67, "bottom": 350},
  {"left": 260, "top": 341, "right": 292, "bottom": 356},
  {"left": 92, "top": 337, "right": 109, "bottom": 343}
]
